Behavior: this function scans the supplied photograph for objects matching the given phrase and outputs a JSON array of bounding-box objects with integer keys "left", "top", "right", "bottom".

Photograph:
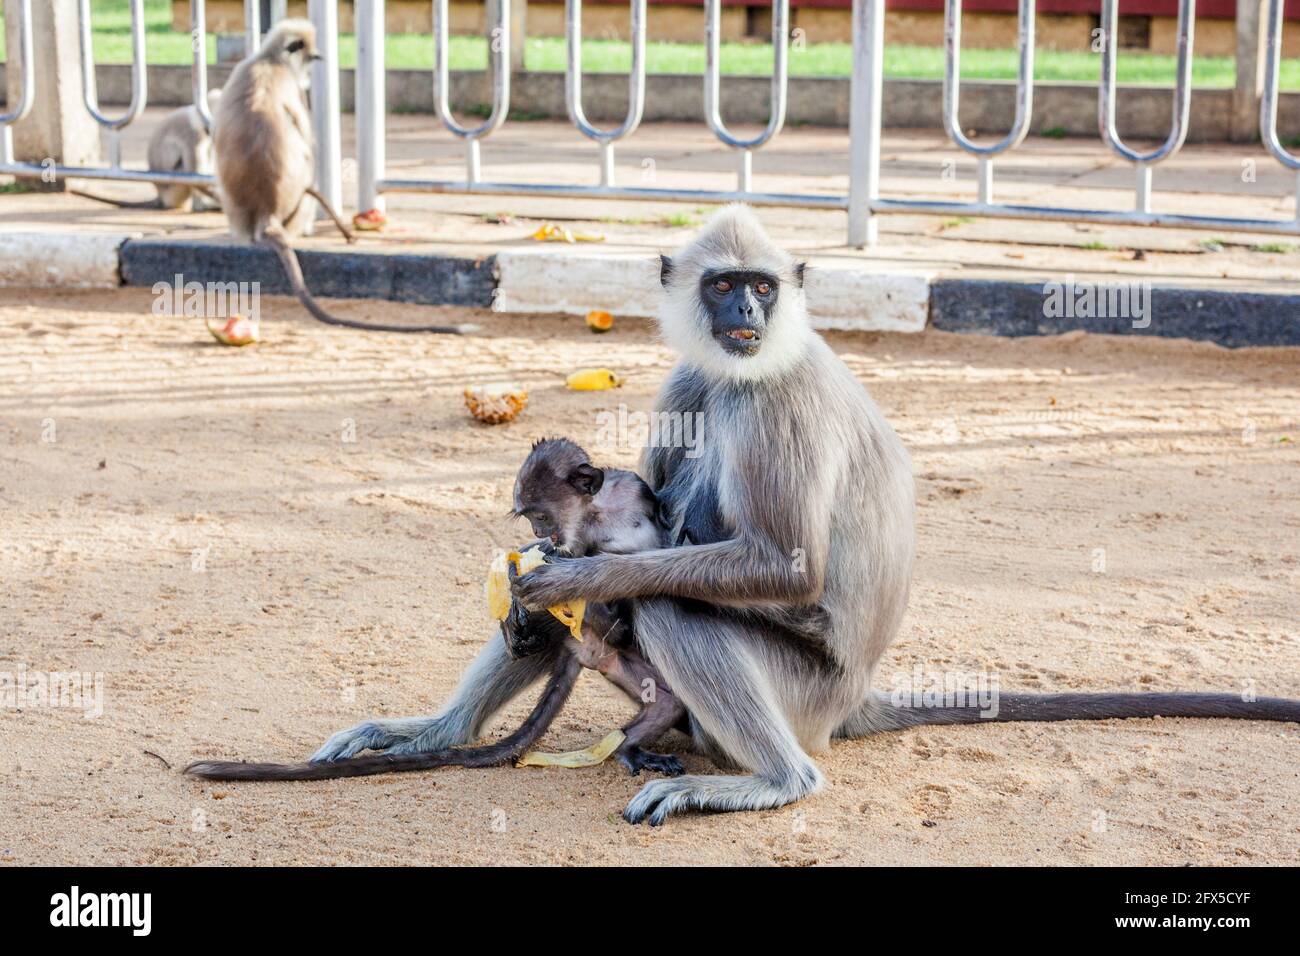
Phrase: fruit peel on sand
[
  {"left": 517, "top": 729, "right": 626, "bottom": 769},
  {"left": 464, "top": 382, "right": 528, "bottom": 425},
  {"left": 530, "top": 222, "right": 605, "bottom": 243},
  {"left": 205, "top": 315, "right": 259, "bottom": 347},
  {"left": 352, "top": 208, "right": 387, "bottom": 232}
]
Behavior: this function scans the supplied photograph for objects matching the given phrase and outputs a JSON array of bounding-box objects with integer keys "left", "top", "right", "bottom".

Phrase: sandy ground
[{"left": 1, "top": 287, "right": 1297, "bottom": 866}]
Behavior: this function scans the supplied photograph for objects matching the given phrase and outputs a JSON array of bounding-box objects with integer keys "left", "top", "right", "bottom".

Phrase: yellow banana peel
[
  {"left": 517, "top": 729, "right": 626, "bottom": 769},
  {"left": 530, "top": 222, "right": 605, "bottom": 243},
  {"left": 485, "top": 545, "right": 586, "bottom": 640}
]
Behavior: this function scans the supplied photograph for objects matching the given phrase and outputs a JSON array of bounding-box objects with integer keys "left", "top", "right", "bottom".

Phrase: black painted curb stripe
[
  {"left": 930, "top": 278, "right": 1300, "bottom": 348},
  {"left": 119, "top": 239, "right": 497, "bottom": 309}
]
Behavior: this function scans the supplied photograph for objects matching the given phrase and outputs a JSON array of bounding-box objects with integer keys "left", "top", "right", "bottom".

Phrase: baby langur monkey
[
  {"left": 214, "top": 19, "right": 473, "bottom": 335},
  {"left": 72, "top": 91, "right": 223, "bottom": 210},
  {"left": 498, "top": 438, "right": 687, "bottom": 776},
  {"left": 184, "top": 439, "right": 685, "bottom": 782}
]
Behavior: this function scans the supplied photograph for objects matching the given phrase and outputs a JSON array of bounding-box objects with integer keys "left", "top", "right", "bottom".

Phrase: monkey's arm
[
  {"left": 514, "top": 536, "right": 823, "bottom": 610},
  {"left": 519, "top": 428, "right": 831, "bottom": 609}
]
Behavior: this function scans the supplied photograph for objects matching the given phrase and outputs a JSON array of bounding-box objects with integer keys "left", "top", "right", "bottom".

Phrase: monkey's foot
[
  {"left": 517, "top": 729, "right": 625, "bottom": 769},
  {"left": 622, "top": 769, "right": 824, "bottom": 826},
  {"left": 615, "top": 744, "right": 685, "bottom": 777},
  {"left": 309, "top": 715, "right": 461, "bottom": 763}
]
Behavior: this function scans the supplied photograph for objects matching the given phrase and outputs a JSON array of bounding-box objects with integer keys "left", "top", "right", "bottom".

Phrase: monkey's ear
[
  {"left": 653, "top": 496, "right": 675, "bottom": 533},
  {"left": 568, "top": 464, "right": 604, "bottom": 497},
  {"left": 794, "top": 262, "right": 807, "bottom": 288},
  {"left": 659, "top": 255, "right": 674, "bottom": 287}
]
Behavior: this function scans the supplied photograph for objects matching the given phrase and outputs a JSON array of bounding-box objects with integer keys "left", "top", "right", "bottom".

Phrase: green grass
[{"left": 6, "top": 0, "right": 1300, "bottom": 89}]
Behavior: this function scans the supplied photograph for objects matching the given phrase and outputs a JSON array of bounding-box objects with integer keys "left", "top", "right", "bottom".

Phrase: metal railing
[
  {"left": 0, "top": 0, "right": 341, "bottom": 213},
  {"left": 706, "top": 0, "right": 787, "bottom": 193},
  {"left": 1261, "top": 0, "right": 1300, "bottom": 221},
  {"left": 433, "top": 0, "right": 511, "bottom": 185},
  {"left": 0, "top": 0, "right": 35, "bottom": 167},
  {"left": 357, "top": 0, "right": 1300, "bottom": 247},
  {"left": 943, "top": 0, "right": 1033, "bottom": 205},
  {"left": 367, "top": 0, "right": 840, "bottom": 208},
  {"left": 568, "top": 0, "right": 645, "bottom": 187},
  {"left": 7, "top": 1, "right": 1300, "bottom": 246}
]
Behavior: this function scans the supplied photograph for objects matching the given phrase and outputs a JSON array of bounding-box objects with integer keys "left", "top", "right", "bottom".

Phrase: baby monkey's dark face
[
  {"left": 512, "top": 439, "right": 605, "bottom": 556},
  {"left": 512, "top": 438, "right": 664, "bottom": 558}
]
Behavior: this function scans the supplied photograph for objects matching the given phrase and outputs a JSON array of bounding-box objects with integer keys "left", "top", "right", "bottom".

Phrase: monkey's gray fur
[
  {"left": 214, "top": 19, "right": 473, "bottom": 335},
  {"left": 72, "top": 92, "right": 222, "bottom": 211},
  {"left": 206, "top": 206, "right": 1297, "bottom": 822}
]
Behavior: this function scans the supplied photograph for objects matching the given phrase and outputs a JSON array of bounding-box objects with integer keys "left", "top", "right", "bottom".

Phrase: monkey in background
[
  {"left": 72, "top": 91, "right": 223, "bottom": 211},
  {"left": 214, "top": 19, "right": 474, "bottom": 335},
  {"left": 186, "top": 439, "right": 687, "bottom": 782}
]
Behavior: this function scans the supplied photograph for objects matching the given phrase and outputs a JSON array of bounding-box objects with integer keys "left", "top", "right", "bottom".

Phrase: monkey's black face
[{"left": 700, "top": 270, "right": 778, "bottom": 357}]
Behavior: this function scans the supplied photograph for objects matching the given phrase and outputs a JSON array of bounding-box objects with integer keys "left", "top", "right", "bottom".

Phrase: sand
[{"left": 0, "top": 287, "right": 1296, "bottom": 866}]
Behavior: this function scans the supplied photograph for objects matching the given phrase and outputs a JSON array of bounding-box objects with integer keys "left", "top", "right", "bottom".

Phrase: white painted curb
[
  {"left": 494, "top": 249, "right": 931, "bottom": 333},
  {"left": 0, "top": 232, "right": 137, "bottom": 288},
  {"left": 494, "top": 251, "right": 662, "bottom": 318}
]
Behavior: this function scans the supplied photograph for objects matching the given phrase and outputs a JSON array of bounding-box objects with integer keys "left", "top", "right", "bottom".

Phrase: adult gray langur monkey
[
  {"left": 302, "top": 206, "right": 1298, "bottom": 824},
  {"left": 72, "top": 91, "right": 223, "bottom": 211},
  {"left": 215, "top": 19, "right": 473, "bottom": 334}
]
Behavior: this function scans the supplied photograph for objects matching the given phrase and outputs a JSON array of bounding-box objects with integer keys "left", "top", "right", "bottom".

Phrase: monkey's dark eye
[
  {"left": 712, "top": 278, "right": 733, "bottom": 294},
  {"left": 755, "top": 281, "right": 772, "bottom": 295},
  {"left": 287, "top": 39, "right": 305, "bottom": 54}
]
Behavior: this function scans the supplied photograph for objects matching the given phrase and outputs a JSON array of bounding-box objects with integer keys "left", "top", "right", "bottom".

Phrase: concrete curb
[
  {"left": 0, "top": 232, "right": 136, "bottom": 288},
  {"left": 930, "top": 279, "right": 1300, "bottom": 349},
  {"left": 492, "top": 249, "right": 932, "bottom": 332},
  {"left": 119, "top": 239, "right": 497, "bottom": 307},
  {"left": 1, "top": 233, "right": 1295, "bottom": 346}
]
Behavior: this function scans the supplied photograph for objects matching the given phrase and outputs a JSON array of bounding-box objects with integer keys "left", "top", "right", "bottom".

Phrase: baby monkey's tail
[{"left": 185, "top": 655, "right": 581, "bottom": 782}]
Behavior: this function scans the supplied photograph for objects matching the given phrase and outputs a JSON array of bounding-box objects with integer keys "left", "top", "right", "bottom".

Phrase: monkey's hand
[
  {"left": 502, "top": 561, "right": 568, "bottom": 658},
  {"left": 511, "top": 557, "right": 593, "bottom": 610}
]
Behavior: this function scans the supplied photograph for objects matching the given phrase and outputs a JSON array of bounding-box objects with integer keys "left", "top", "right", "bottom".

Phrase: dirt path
[{"left": 1, "top": 287, "right": 1296, "bottom": 865}]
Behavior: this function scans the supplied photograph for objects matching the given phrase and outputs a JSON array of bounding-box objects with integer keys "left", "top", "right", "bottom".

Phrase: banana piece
[
  {"left": 565, "top": 368, "right": 622, "bottom": 391},
  {"left": 484, "top": 546, "right": 586, "bottom": 640},
  {"left": 517, "top": 729, "right": 626, "bottom": 769}
]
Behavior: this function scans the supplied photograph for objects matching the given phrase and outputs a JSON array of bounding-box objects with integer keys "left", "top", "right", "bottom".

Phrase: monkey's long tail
[
  {"left": 70, "top": 189, "right": 162, "bottom": 210},
  {"left": 304, "top": 187, "right": 355, "bottom": 243},
  {"left": 184, "top": 655, "right": 582, "bottom": 782},
  {"left": 262, "top": 224, "right": 479, "bottom": 335},
  {"left": 847, "top": 691, "right": 1300, "bottom": 735}
]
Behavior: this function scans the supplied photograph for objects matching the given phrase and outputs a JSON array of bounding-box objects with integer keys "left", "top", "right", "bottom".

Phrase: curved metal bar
[
  {"left": 192, "top": 0, "right": 213, "bottom": 131},
  {"left": 79, "top": 0, "right": 147, "bottom": 168},
  {"left": 567, "top": 0, "right": 646, "bottom": 186},
  {"left": 0, "top": 0, "right": 35, "bottom": 166},
  {"left": 944, "top": 0, "right": 1033, "bottom": 157},
  {"left": 0, "top": 0, "right": 35, "bottom": 127},
  {"left": 1260, "top": 0, "right": 1300, "bottom": 170},
  {"left": 79, "top": 0, "right": 147, "bottom": 133},
  {"left": 705, "top": 0, "right": 787, "bottom": 192},
  {"left": 1099, "top": 0, "right": 1194, "bottom": 164},
  {"left": 434, "top": 0, "right": 510, "bottom": 182}
]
